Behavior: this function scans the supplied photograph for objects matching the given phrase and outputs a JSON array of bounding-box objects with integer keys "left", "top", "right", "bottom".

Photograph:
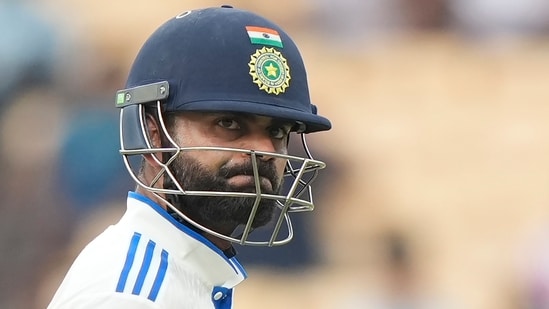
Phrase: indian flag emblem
[{"left": 246, "top": 26, "right": 283, "bottom": 48}]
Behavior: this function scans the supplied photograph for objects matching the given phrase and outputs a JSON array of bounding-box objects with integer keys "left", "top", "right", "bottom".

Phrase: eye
[
  {"left": 217, "top": 118, "right": 240, "bottom": 130},
  {"left": 269, "top": 125, "right": 290, "bottom": 140}
]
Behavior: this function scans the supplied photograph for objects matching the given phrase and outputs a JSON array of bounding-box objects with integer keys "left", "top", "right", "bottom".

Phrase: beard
[{"left": 164, "top": 152, "right": 283, "bottom": 236}]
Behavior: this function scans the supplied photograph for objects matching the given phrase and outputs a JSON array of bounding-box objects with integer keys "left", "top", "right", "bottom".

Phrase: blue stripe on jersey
[
  {"left": 148, "top": 249, "right": 169, "bottom": 301},
  {"left": 229, "top": 257, "right": 248, "bottom": 279},
  {"left": 128, "top": 192, "right": 241, "bottom": 273},
  {"left": 116, "top": 232, "right": 142, "bottom": 292},
  {"left": 128, "top": 192, "right": 222, "bottom": 253},
  {"left": 132, "top": 239, "right": 156, "bottom": 295}
]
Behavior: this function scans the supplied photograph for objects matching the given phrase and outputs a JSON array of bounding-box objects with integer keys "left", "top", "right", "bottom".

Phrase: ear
[
  {"left": 143, "top": 113, "right": 163, "bottom": 166},
  {"left": 145, "top": 113, "right": 162, "bottom": 147}
]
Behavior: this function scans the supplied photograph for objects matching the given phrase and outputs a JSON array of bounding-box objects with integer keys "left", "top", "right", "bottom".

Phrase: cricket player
[{"left": 48, "top": 5, "right": 332, "bottom": 308}]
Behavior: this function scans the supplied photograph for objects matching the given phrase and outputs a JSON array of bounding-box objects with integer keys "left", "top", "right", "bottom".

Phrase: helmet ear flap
[
  {"left": 117, "top": 81, "right": 170, "bottom": 151},
  {"left": 120, "top": 104, "right": 149, "bottom": 151}
]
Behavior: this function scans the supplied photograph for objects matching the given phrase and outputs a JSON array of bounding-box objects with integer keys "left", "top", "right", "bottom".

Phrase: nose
[{"left": 242, "top": 133, "right": 278, "bottom": 161}]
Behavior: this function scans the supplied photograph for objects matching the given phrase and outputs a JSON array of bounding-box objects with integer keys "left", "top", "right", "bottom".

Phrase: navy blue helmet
[{"left": 116, "top": 6, "right": 332, "bottom": 246}]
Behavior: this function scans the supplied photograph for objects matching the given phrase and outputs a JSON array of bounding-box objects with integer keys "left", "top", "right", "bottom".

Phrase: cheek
[
  {"left": 171, "top": 124, "right": 229, "bottom": 170},
  {"left": 276, "top": 139, "right": 289, "bottom": 154},
  {"left": 275, "top": 143, "right": 288, "bottom": 175},
  {"left": 275, "top": 159, "right": 287, "bottom": 176},
  {"left": 188, "top": 150, "right": 233, "bottom": 172}
]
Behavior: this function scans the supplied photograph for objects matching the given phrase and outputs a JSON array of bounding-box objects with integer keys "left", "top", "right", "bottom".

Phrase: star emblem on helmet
[
  {"left": 248, "top": 47, "right": 290, "bottom": 95},
  {"left": 264, "top": 63, "right": 279, "bottom": 77}
]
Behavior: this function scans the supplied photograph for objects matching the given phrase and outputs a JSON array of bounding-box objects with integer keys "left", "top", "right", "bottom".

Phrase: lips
[{"left": 226, "top": 175, "right": 273, "bottom": 192}]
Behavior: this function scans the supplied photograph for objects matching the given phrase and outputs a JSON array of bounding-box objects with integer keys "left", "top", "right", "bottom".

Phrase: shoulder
[{"left": 49, "top": 227, "right": 216, "bottom": 309}]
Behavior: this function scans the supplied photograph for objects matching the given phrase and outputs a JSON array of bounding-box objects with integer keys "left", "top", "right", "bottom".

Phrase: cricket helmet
[{"left": 116, "top": 5, "right": 332, "bottom": 246}]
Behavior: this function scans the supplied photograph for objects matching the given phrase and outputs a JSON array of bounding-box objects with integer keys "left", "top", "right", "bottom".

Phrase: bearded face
[{"left": 164, "top": 151, "right": 284, "bottom": 235}]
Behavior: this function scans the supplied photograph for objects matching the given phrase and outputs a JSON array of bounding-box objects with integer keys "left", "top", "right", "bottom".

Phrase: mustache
[{"left": 218, "top": 161, "right": 280, "bottom": 187}]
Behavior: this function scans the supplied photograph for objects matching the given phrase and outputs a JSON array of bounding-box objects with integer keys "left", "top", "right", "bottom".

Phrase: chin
[{"left": 249, "top": 202, "right": 277, "bottom": 228}]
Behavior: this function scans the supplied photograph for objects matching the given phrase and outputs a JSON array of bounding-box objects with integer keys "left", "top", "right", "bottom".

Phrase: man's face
[{"left": 164, "top": 112, "right": 292, "bottom": 234}]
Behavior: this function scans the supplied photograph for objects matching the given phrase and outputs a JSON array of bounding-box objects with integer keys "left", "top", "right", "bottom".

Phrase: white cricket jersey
[{"left": 48, "top": 192, "right": 247, "bottom": 309}]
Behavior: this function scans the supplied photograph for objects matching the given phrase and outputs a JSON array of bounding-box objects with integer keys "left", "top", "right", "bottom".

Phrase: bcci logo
[{"left": 248, "top": 47, "right": 291, "bottom": 95}]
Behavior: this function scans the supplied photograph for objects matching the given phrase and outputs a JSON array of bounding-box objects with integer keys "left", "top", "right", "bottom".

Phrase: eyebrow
[{"left": 210, "top": 112, "right": 293, "bottom": 127}]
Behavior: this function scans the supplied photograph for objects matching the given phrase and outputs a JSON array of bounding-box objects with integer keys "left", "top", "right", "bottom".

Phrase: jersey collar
[{"left": 121, "top": 191, "right": 247, "bottom": 289}]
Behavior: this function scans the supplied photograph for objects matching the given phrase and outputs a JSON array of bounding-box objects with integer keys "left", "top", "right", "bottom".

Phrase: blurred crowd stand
[{"left": 1, "top": 0, "right": 549, "bottom": 308}]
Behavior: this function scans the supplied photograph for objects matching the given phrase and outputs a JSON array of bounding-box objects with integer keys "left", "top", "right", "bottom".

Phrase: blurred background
[{"left": 1, "top": 0, "right": 549, "bottom": 308}]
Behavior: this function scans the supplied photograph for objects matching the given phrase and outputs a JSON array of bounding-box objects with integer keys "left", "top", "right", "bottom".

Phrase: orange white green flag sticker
[{"left": 245, "top": 26, "right": 283, "bottom": 48}]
